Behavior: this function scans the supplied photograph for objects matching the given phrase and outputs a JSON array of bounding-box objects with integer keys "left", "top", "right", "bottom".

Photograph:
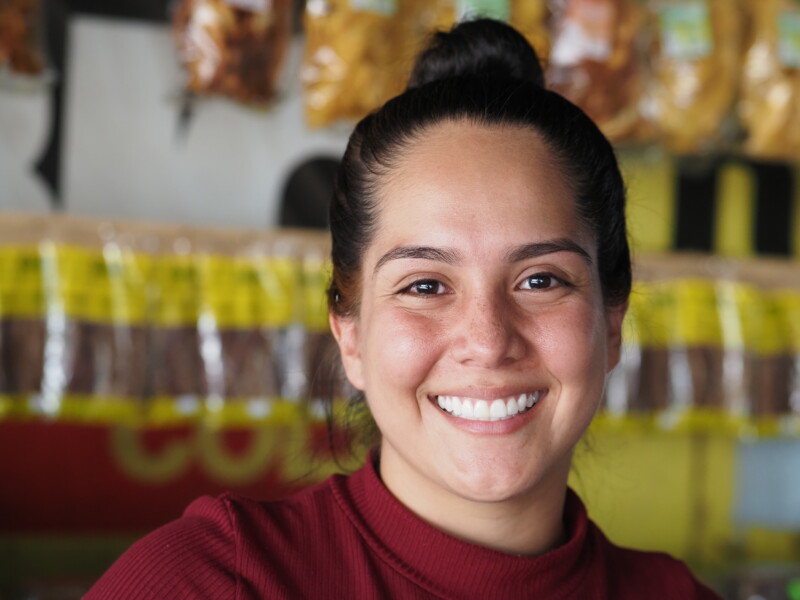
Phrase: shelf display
[{"left": 0, "top": 214, "right": 797, "bottom": 436}]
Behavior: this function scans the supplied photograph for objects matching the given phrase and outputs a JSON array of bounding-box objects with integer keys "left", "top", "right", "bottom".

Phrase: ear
[
  {"left": 330, "top": 312, "right": 365, "bottom": 391},
  {"left": 604, "top": 300, "right": 628, "bottom": 372}
]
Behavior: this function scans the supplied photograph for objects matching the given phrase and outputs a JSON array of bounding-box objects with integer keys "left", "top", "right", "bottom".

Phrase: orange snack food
[
  {"left": 644, "top": 0, "right": 741, "bottom": 154},
  {"left": 173, "top": 0, "right": 292, "bottom": 105},
  {"left": 739, "top": 0, "right": 800, "bottom": 161},
  {"left": 546, "top": 0, "right": 646, "bottom": 143},
  {"left": 0, "top": 0, "right": 44, "bottom": 75}
]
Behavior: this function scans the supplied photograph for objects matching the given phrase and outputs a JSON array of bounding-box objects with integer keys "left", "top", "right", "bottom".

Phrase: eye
[
  {"left": 399, "top": 279, "right": 447, "bottom": 296},
  {"left": 518, "top": 272, "right": 564, "bottom": 291}
]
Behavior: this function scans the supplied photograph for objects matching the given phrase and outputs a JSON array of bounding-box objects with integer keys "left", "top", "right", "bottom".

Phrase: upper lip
[{"left": 427, "top": 387, "right": 546, "bottom": 401}]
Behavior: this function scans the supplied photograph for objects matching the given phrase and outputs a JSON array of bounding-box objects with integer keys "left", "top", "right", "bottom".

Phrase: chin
[{"left": 444, "top": 464, "right": 543, "bottom": 504}]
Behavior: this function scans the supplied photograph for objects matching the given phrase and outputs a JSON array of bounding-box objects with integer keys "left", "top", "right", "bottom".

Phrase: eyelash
[
  {"left": 517, "top": 272, "right": 570, "bottom": 291},
  {"left": 397, "top": 272, "right": 570, "bottom": 296},
  {"left": 398, "top": 279, "right": 447, "bottom": 296}
]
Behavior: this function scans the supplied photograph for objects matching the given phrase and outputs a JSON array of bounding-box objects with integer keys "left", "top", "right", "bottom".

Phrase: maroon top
[{"left": 86, "top": 456, "right": 721, "bottom": 599}]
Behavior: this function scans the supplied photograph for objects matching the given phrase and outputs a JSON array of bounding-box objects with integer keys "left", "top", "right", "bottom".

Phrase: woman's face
[{"left": 332, "top": 122, "right": 625, "bottom": 508}]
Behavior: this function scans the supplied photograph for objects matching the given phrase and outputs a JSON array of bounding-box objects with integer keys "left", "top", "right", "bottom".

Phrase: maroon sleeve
[{"left": 84, "top": 496, "right": 237, "bottom": 600}]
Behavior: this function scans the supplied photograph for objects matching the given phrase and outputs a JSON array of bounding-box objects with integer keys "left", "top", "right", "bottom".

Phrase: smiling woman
[{"left": 85, "top": 18, "right": 721, "bottom": 600}]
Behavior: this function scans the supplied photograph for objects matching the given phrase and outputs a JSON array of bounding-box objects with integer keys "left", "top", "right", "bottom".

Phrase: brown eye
[
  {"left": 519, "top": 273, "right": 562, "bottom": 291},
  {"left": 412, "top": 280, "right": 443, "bottom": 294},
  {"left": 401, "top": 279, "right": 446, "bottom": 295}
]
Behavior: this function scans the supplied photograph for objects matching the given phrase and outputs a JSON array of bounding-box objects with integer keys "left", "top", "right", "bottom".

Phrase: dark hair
[{"left": 328, "top": 18, "right": 631, "bottom": 317}]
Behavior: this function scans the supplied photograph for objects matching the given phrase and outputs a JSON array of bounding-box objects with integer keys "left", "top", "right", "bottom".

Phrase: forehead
[{"left": 371, "top": 121, "right": 588, "bottom": 254}]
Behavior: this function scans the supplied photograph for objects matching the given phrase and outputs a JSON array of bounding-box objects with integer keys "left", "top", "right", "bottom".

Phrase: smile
[{"left": 435, "top": 391, "right": 542, "bottom": 422}]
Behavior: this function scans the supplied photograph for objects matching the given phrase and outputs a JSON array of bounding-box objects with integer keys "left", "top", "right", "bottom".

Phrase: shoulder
[
  {"left": 83, "top": 495, "right": 240, "bottom": 599},
  {"left": 84, "top": 479, "right": 344, "bottom": 599},
  {"left": 600, "top": 539, "right": 721, "bottom": 599}
]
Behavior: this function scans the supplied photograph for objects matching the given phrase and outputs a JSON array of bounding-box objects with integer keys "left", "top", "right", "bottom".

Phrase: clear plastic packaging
[
  {"left": 643, "top": 0, "right": 741, "bottom": 154},
  {"left": 301, "top": 0, "right": 405, "bottom": 127},
  {"left": 0, "top": 0, "right": 45, "bottom": 77},
  {"left": 172, "top": 0, "right": 293, "bottom": 105},
  {"left": 739, "top": 0, "right": 800, "bottom": 161},
  {"left": 546, "top": 0, "right": 647, "bottom": 143}
]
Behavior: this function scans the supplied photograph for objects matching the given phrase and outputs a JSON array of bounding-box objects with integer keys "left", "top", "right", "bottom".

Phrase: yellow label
[
  {"left": 302, "top": 259, "right": 331, "bottom": 332},
  {"left": 0, "top": 289, "right": 47, "bottom": 319},
  {"left": 629, "top": 281, "right": 674, "bottom": 348},
  {"left": 671, "top": 279, "right": 721, "bottom": 347},
  {"left": 774, "top": 289, "right": 800, "bottom": 351},
  {"left": 252, "top": 256, "right": 298, "bottom": 327},
  {"left": 0, "top": 246, "right": 43, "bottom": 292}
]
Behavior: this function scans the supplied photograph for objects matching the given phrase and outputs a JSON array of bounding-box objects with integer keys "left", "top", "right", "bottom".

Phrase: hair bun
[{"left": 407, "top": 18, "right": 545, "bottom": 90}]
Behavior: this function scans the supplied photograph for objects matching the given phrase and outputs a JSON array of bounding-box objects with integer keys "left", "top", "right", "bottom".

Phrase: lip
[{"left": 427, "top": 389, "right": 547, "bottom": 436}]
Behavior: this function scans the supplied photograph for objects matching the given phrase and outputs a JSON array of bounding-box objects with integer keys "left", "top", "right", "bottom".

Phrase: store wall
[{"left": 1, "top": 15, "right": 349, "bottom": 228}]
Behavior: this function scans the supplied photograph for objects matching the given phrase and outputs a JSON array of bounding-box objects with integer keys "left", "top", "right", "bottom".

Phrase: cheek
[
  {"left": 536, "top": 302, "right": 608, "bottom": 384},
  {"left": 362, "top": 310, "right": 442, "bottom": 394}
]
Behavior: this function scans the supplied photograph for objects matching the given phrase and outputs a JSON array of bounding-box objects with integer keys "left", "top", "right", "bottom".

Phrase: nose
[{"left": 451, "top": 290, "right": 527, "bottom": 368}]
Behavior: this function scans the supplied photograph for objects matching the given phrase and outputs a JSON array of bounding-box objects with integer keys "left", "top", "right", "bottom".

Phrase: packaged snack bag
[
  {"left": 644, "top": 0, "right": 741, "bottom": 154},
  {"left": 547, "top": 0, "right": 647, "bottom": 143},
  {"left": 173, "top": 0, "right": 292, "bottom": 105},
  {"left": 302, "top": 0, "right": 403, "bottom": 127},
  {"left": 0, "top": 0, "right": 45, "bottom": 76},
  {"left": 739, "top": 0, "right": 800, "bottom": 161}
]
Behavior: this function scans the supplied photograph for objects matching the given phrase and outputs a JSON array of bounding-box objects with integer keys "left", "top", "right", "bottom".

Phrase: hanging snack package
[
  {"left": 510, "top": 0, "right": 550, "bottom": 61},
  {"left": 739, "top": 0, "right": 800, "bottom": 161},
  {"left": 644, "top": 0, "right": 741, "bottom": 154},
  {"left": 173, "top": 0, "right": 292, "bottom": 105},
  {"left": 546, "top": 0, "right": 647, "bottom": 143},
  {"left": 450, "top": 0, "right": 550, "bottom": 62},
  {"left": 302, "top": 0, "right": 404, "bottom": 127},
  {"left": 0, "top": 0, "right": 46, "bottom": 79}
]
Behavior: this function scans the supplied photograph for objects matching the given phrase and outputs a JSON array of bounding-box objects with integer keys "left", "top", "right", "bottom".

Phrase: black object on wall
[
  {"left": 674, "top": 156, "right": 720, "bottom": 253},
  {"left": 673, "top": 157, "right": 795, "bottom": 257},
  {"left": 753, "top": 161, "right": 795, "bottom": 256},
  {"left": 33, "top": 0, "right": 174, "bottom": 206}
]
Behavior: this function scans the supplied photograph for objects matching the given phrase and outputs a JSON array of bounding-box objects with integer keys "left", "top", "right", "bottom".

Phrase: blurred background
[{"left": 1, "top": 0, "right": 799, "bottom": 598}]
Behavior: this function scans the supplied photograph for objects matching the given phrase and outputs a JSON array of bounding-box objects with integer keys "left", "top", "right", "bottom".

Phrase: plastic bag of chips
[
  {"left": 739, "top": 0, "right": 800, "bottom": 161},
  {"left": 643, "top": 0, "right": 741, "bottom": 154},
  {"left": 173, "top": 0, "right": 292, "bottom": 105},
  {"left": 301, "top": 0, "right": 407, "bottom": 127},
  {"left": 0, "top": 0, "right": 46, "bottom": 77},
  {"left": 546, "top": 0, "right": 647, "bottom": 143}
]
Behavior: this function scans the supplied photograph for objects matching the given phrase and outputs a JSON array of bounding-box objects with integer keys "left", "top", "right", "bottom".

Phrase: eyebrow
[
  {"left": 374, "top": 237, "right": 592, "bottom": 274},
  {"left": 505, "top": 238, "right": 592, "bottom": 265},
  {"left": 374, "top": 246, "right": 460, "bottom": 273}
]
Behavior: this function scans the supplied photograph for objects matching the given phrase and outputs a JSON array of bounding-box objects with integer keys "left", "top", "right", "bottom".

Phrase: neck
[{"left": 378, "top": 447, "right": 570, "bottom": 556}]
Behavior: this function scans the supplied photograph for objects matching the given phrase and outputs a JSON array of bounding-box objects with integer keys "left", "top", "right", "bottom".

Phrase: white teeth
[
  {"left": 474, "top": 400, "right": 489, "bottom": 420},
  {"left": 490, "top": 399, "right": 506, "bottom": 418},
  {"left": 461, "top": 399, "right": 474, "bottom": 418},
  {"left": 506, "top": 398, "right": 519, "bottom": 416},
  {"left": 436, "top": 392, "right": 542, "bottom": 421}
]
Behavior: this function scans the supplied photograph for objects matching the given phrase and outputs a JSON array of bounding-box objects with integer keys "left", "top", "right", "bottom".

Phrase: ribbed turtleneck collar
[{"left": 330, "top": 452, "right": 603, "bottom": 599}]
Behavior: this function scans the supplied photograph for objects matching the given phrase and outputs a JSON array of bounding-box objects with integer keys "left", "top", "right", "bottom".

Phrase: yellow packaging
[
  {"left": 645, "top": 0, "right": 741, "bottom": 154},
  {"left": 739, "top": 0, "right": 800, "bottom": 160},
  {"left": 302, "top": 0, "right": 406, "bottom": 127},
  {"left": 302, "top": 0, "right": 549, "bottom": 127}
]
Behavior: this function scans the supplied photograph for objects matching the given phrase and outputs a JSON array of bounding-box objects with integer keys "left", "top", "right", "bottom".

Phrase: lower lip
[{"left": 429, "top": 394, "right": 545, "bottom": 436}]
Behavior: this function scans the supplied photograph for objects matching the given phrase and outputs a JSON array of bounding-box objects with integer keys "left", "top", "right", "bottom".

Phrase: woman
[{"left": 86, "top": 19, "right": 720, "bottom": 599}]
